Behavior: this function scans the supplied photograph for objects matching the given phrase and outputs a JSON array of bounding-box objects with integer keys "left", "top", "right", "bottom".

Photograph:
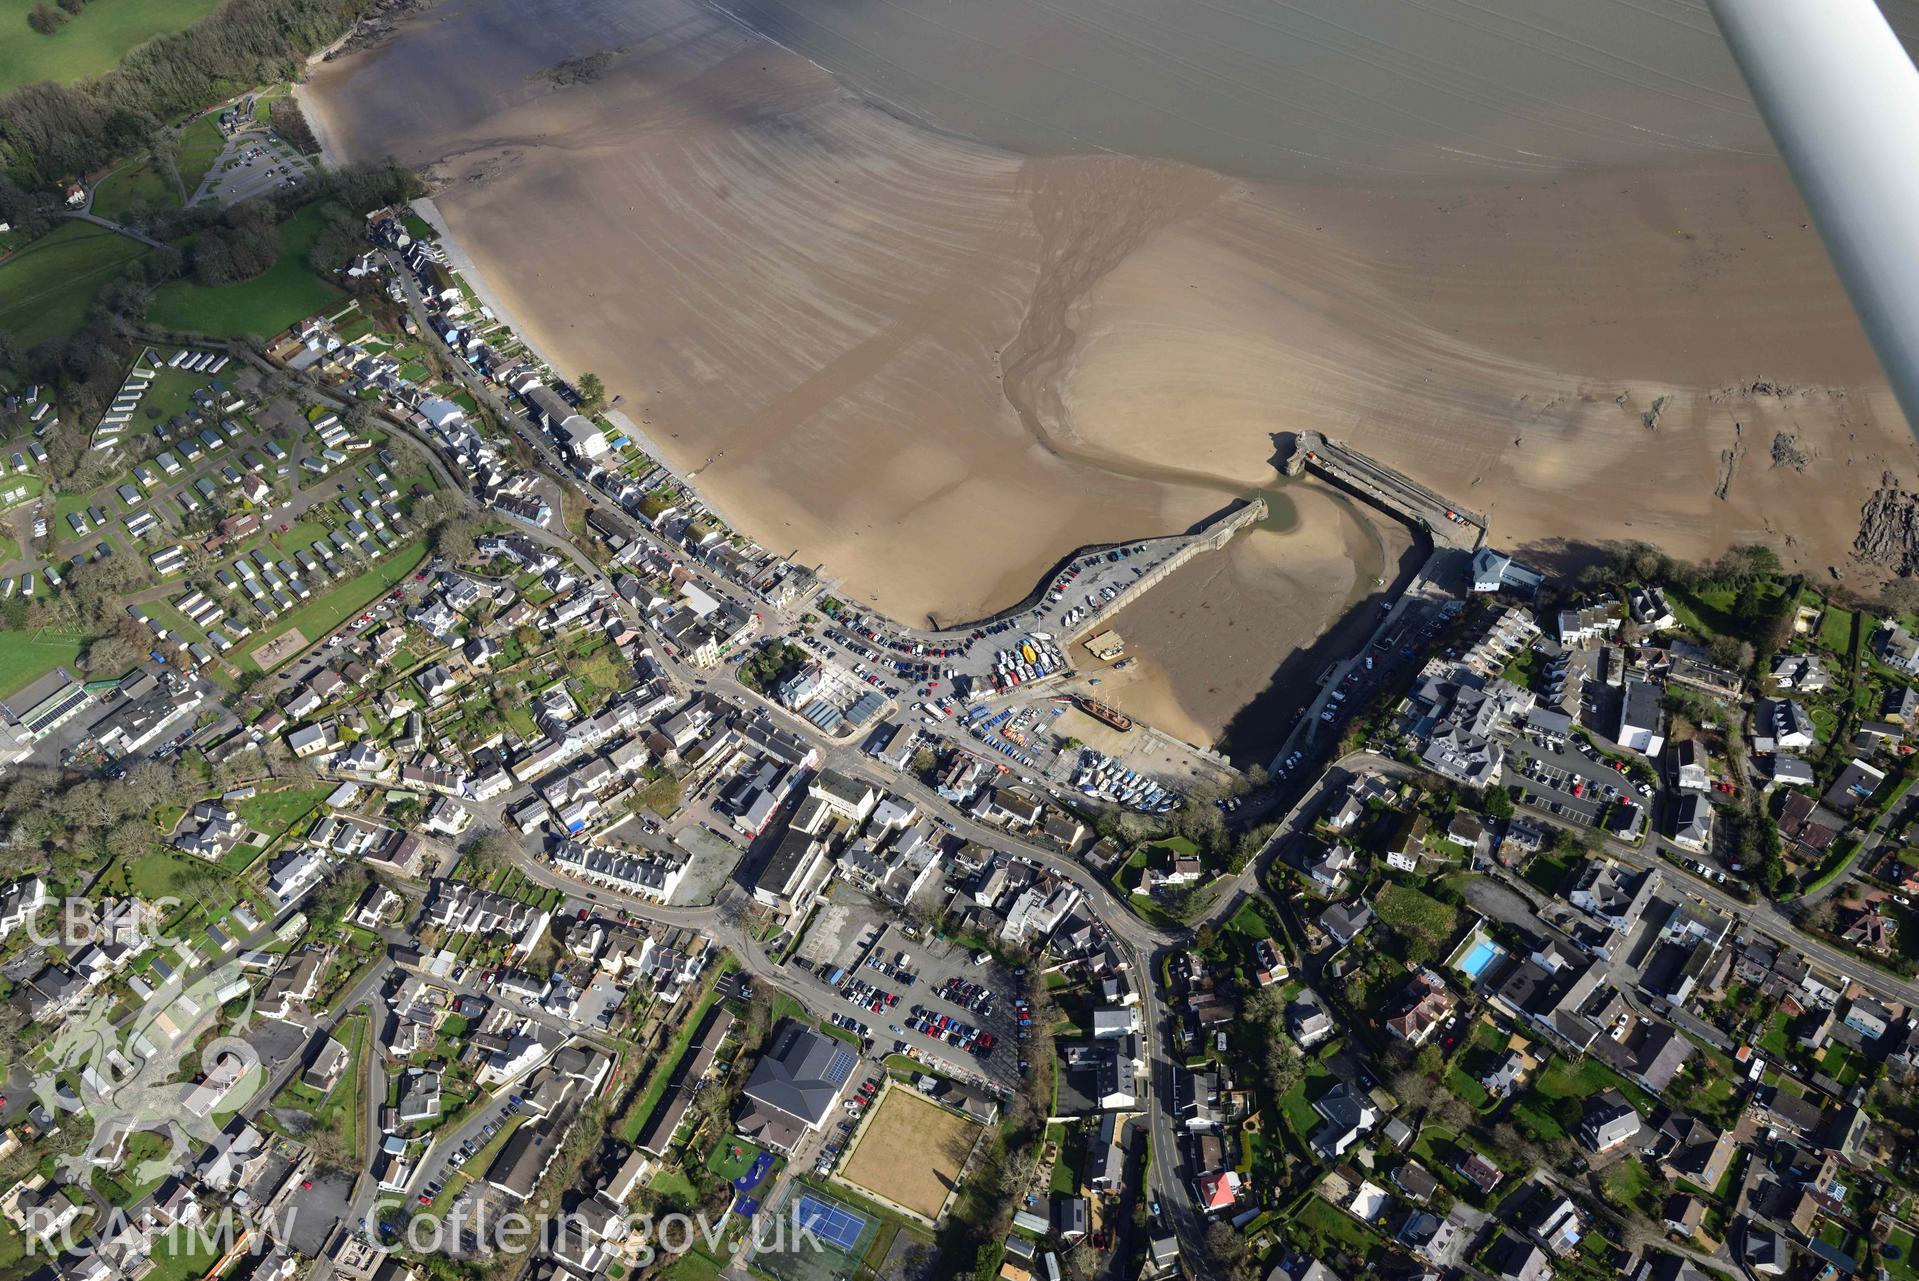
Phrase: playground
[{"left": 710, "top": 1134, "right": 779, "bottom": 1217}]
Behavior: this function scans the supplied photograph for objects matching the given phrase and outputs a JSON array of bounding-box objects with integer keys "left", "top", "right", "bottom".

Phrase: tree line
[
  {"left": 0, "top": 757, "right": 191, "bottom": 886},
  {"left": 1, "top": 0, "right": 366, "bottom": 184}
]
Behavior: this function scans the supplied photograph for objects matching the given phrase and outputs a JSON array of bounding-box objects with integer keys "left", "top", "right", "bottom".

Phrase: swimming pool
[{"left": 1458, "top": 939, "right": 1504, "bottom": 978}]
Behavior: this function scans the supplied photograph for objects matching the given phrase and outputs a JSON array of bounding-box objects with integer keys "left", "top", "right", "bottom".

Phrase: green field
[
  {"left": 0, "top": 626, "right": 90, "bottom": 698},
  {"left": 1819, "top": 602, "right": 1857, "bottom": 653},
  {"left": 0, "top": 221, "right": 150, "bottom": 347},
  {"left": 240, "top": 540, "right": 428, "bottom": 670},
  {"left": 174, "top": 113, "right": 229, "bottom": 191},
  {"left": 102, "top": 848, "right": 213, "bottom": 902},
  {"left": 1372, "top": 883, "right": 1461, "bottom": 958},
  {"left": 233, "top": 782, "right": 334, "bottom": 841},
  {"left": 91, "top": 158, "right": 185, "bottom": 223},
  {"left": 148, "top": 203, "right": 344, "bottom": 338},
  {"left": 1289, "top": 1194, "right": 1386, "bottom": 1258},
  {"left": 0, "top": 475, "right": 47, "bottom": 509},
  {"left": 0, "top": 0, "right": 224, "bottom": 93},
  {"left": 1670, "top": 580, "right": 1790, "bottom": 646},
  {"left": 139, "top": 1225, "right": 226, "bottom": 1281}
]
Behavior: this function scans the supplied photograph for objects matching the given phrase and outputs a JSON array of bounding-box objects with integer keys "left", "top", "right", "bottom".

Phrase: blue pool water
[{"left": 1459, "top": 940, "right": 1502, "bottom": 978}]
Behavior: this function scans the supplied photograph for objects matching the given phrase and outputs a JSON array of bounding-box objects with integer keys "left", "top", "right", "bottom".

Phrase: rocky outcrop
[
  {"left": 1771, "top": 432, "right": 1809, "bottom": 470},
  {"left": 1855, "top": 472, "right": 1919, "bottom": 577},
  {"left": 321, "top": 0, "right": 439, "bottom": 60},
  {"left": 1715, "top": 423, "right": 1744, "bottom": 501}
]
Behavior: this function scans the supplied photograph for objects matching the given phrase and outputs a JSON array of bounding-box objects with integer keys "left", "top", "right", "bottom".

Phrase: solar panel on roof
[{"left": 823, "top": 1047, "right": 856, "bottom": 1086}]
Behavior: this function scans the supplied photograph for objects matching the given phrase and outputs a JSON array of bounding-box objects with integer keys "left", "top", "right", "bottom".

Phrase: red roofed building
[
  {"left": 220, "top": 512, "right": 261, "bottom": 539},
  {"left": 1252, "top": 937, "right": 1288, "bottom": 986},
  {"left": 1386, "top": 968, "right": 1457, "bottom": 1046},
  {"left": 1195, "top": 1170, "right": 1241, "bottom": 1214},
  {"left": 1456, "top": 1152, "right": 1505, "bottom": 1196}
]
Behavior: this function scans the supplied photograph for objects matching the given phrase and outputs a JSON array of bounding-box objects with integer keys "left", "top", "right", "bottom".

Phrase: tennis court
[
  {"left": 757, "top": 1184, "right": 886, "bottom": 1281},
  {"left": 796, "top": 1193, "right": 869, "bottom": 1251}
]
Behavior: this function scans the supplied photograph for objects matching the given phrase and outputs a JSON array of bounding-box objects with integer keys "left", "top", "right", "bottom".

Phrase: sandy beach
[
  {"left": 1061, "top": 483, "right": 1419, "bottom": 758},
  {"left": 299, "top": 0, "right": 1919, "bottom": 629}
]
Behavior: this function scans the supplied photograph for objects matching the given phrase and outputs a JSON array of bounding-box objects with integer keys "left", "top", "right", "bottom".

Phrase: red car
[{"left": 301, "top": 1180, "right": 313, "bottom": 1191}]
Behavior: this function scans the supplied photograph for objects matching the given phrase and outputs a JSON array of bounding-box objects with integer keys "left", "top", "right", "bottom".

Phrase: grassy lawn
[
  {"left": 705, "top": 1135, "right": 765, "bottom": 1182},
  {"left": 649, "top": 1166, "right": 697, "bottom": 1202},
  {"left": 271, "top": 1018, "right": 369, "bottom": 1160},
  {"left": 0, "top": 0, "right": 223, "bottom": 92},
  {"left": 1128, "top": 894, "right": 1182, "bottom": 931},
  {"left": 1819, "top": 1042, "right": 1863, "bottom": 1087},
  {"left": 1277, "top": 1061, "right": 1335, "bottom": 1146},
  {"left": 1372, "top": 883, "right": 1461, "bottom": 958},
  {"left": 0, "top": 1221, "right": 26, "bottom": 1278},
  {"left": 139, "top": 367, "right": 214, "bottom": 422},
  {"left": 0, "top": 626, "right": 89, "bottom": 698},
  {"left": 1531, "top": 1055, "right": 1654, "bottom": 1114},
  {"left": 1759, "top": 1011, "right": 1792, "bottom": 1060},
  {"left": 233, "top": 782, "right": 334, "bottom": 842},
  {"left": 1446, "top": 1066, "right": 1492, "bottom": 1111},
  {"left": 1049, "top": 1123, "right": 1082, "bottom": 1195},
  {"left": 220, "top": 842, "right": 263, "bottom": 873},
  {"left": 1289, "top": 1194, "right": 1384, "bottom": 1258},
  {"left": 240, "top": 539, "right": 427, "bottom": 670},
  {"left": 1600, "top": 1156, "right": 1657, "bottom": 1218},
  {"left": 1884, "top": 1225, "right": 1917, "bottom": 1281},
  {"left": 1521, "top": 845, "right": 1582, "bottom": 898},
  {"left": 0, "top": 475, "right": 47, "bottom": 509},
  {"left": 1511, "top": 1098, "right": 1568, "bottom": 1142},
  {"left": 140, "top": 1225, "right": 227, "bottom": 1281},
  {"left": 100, "top": 848, "right": 220, "bottom": 902},
  {"left": 92, "top": 1131, "right": 173, "bottom": 1206},
  {"left": 660, "top": 1250, "right": 724, "bottom": 1281},
  {"left": 149, "top": 203, "right": 345, "bottom": 338},
  {"left": 1821, "top": 605, "right": 1858, "bottom": 655},
  {"left": 0, "top": 221, "right": 150, "bottom": 347},
  {"left": 1671, "top": 580, "right": 1790, "bottom": 644},
  {"left": 91, "top": 159, "right": 184, "bottom": 223},
  {"left": 324, "top": 1015, "right": 370, "bottom": 1163},
  {"left": 1224, "top": 895, "right": 1284, "bottom": 942},
  {"left": 175, "top": 115, "right": 228, "bottom": 189}
]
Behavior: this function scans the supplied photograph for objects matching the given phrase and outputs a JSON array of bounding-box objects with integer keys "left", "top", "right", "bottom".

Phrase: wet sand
[
  {"left": 1068, "top": 483, "right": 1418, "bottom": 759},
  {"left": 301, "top": 0, "right": 1919, "bottom": 626}
]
